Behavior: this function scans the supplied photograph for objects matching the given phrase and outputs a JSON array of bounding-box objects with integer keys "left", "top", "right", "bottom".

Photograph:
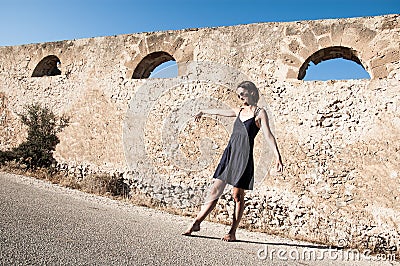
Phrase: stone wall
[{"left": 0, "top": 14, "right": 399, "bottom": 252}]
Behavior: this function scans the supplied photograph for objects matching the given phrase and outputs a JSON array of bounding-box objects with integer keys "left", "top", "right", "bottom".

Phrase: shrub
[
  {"left": 80, "top": 174, "right": 131, "bottom": 198},
  {"left": 0, "top": 103, "right": 69, "bottom": 169}
]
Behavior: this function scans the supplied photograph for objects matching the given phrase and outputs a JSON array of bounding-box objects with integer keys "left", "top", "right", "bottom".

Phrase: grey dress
[{"left": 212, "top": 108, "right": 261, "bottom": 190}]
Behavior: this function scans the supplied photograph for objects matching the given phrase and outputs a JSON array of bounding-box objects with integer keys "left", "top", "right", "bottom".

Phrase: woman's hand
[
  {"left": 276, "top": 157, "right": 283, "bottom": 172},
  {"left": 270, "top": 157, "right": 284, "bottom": 177},
  {"left": 194, "top": 111, "right": 204, "bottom": 122}
]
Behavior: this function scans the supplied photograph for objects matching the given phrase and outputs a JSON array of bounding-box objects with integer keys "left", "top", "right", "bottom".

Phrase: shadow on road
[{"left": 183, "top": 234, "right": 334, "bottom": 250}]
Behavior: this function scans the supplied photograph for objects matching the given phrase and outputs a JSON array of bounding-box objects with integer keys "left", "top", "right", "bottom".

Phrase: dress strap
[{"left": 254, "top": 106, "right": 262, "bottom": 116}]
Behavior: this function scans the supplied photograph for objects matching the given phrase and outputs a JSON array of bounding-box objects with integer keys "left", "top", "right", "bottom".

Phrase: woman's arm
[
  {"left": 194, "top": 108, "right": 237, "bottom": 122},
  {"left": 258, "top": 108, "right": 283, "bottom": 172}
]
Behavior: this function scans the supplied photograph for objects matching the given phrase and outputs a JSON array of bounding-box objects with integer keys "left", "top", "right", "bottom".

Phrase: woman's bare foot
[
  {"left": 182, "top": 222, "right": 200, "bottom": 235},
  {"left": 222, "top": 233, "right": 236, "bottom": 242}
]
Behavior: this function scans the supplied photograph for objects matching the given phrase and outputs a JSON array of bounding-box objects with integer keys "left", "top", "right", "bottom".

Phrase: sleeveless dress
[{"left": 212, "top": 108, "right": 261, "bottom": 190}]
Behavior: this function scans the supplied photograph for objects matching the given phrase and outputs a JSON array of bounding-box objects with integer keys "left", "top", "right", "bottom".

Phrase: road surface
[{"left": 0, "top": 172, "right": 397, "bottom": 265}]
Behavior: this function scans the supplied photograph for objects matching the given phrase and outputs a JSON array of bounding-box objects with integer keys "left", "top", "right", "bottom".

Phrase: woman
[{"left": 183, "top": 81, "right": 283, "bottom": 241}]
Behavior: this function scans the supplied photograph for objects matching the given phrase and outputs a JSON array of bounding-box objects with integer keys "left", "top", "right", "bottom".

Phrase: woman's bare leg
[
  {"left": 222, "top": 187, "right": 245, "bottom": 241},
  {"left": 182, "top": 198, "right": 218, "bottom": 235},
  {"left": 182, "top": 179, "right": 226, "bottom": 235}
]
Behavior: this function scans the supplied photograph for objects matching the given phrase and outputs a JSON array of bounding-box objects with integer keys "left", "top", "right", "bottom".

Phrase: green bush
[{"left": 0, "top": 103, "right": 69, "bottom": 169}]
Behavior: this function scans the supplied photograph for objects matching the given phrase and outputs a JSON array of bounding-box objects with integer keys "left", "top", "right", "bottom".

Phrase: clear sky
[{"left": 1, "top": 0, "right": 399, "bottom": 80}]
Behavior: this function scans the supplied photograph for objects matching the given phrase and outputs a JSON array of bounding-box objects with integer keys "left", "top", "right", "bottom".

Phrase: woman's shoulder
[
  {"left": 254, "top": 106, "right": 267, "bottom": 118},
  {"left": 254, "top": 106, "right": 264, "bottom": 115}
]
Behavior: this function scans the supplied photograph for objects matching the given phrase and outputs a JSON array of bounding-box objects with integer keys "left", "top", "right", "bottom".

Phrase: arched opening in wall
[
  {"left": 132, "top": 51, "right": 177, "bottom": 79},
  {"left": 149, "top": 60, "right": 178, "bottom": 78},
  {"left": 298, "top": 46, "right": 370, "bottom": 81},
  {"left": 32, "top": 55, "right": 61, "bottom": 77}
]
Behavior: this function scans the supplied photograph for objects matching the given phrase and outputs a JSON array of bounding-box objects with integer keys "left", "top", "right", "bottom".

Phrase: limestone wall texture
[{"left": 0, "top": 14, "right": 399, "bottom": 252}]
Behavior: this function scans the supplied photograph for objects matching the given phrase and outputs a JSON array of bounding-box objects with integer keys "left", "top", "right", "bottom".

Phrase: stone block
[
  {"left": 281, "top": 53, "right": 302, "bottom": 67},
  {"left": 286, "top": 68, "right": 298, "bottom": 79},
  {"left": 288, "top": 40, "right": 301, "bottom": 54},
  {"left": 299, "top": 47, "right": 314, "bottom": 61},
  {"left": 330, "top": 23, "right": 345, "bottom": 44},
  {"left": 311, "top": 22, "right": 332, "bottom": 36},
  {"left": 342, "top": 26, "right": 377, "bottom": 52},
  {"left": 371, "top": 65, "right": 388, "bottom": 79},
  {"left": 317, "top": 35, "right": 332, "bottom": 48},
  {"left": 285, "top": 24, "right": 302, "bottom": 36},
  {"left": 381, "top": 15, "right": 400, "bottom": 30},
  {"left": 371, "top": 48, "right": 400, "bottom": 68},
  {"left": 301, "top": 30, "right": 318, "bottom": 50}
]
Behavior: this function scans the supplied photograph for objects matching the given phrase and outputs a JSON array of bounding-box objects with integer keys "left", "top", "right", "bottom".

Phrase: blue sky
[{"left": 1, "top": 0, "right": 399, "bottom": 80}]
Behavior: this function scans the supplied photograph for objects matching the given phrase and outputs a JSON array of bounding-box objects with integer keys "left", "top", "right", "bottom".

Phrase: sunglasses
[{"left": 237, "top": 92, "right": 249, "bottom": 99}]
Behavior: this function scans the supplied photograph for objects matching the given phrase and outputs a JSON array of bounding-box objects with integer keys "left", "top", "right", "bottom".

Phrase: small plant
[
  {"left": 80, "top": 174, "right": 131, "bottom": 198},
  {"left": 0, "top": 103, "right": 69, "bottom": 169}
]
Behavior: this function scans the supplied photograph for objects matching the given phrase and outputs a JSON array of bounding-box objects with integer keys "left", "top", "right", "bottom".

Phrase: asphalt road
[{"left": 0, "top": 172, "right": 398, "bottom": 266}]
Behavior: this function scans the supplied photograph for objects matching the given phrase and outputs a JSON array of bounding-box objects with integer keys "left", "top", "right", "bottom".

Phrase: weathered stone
[
  {"left": 371, "top": 48, "right": 400, "bottom": 68},
  {"left": 311, "top": 22, "right": 332, "bottom": 36},
  {"left": 317, "top": 35, "right": 332, "bottom": 48},
  {"left": 281, "top": 53, "right": 302, "bottom": 67},
  {"left": 0, "top": 14, "right": 399, "bottom": 254},
  {"left": 286, "top": 69, "right": 298, "bottom": 79},
  {"left": 372, "top": 65, "right": 389, "bottom": 79},
  {"left": 288, "top": 40, "right": 301, "bottom": 54},
  {"left": 330, "top": 22, "right": 345, "bottom": 44},
  {"left": 301, "top": 29, "right": 318, "bottom": 50},
  {"left": 382, "top": 15, "right": 400, "bottom": 30}
]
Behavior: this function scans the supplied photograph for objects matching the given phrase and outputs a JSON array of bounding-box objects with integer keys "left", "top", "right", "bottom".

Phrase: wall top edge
[{"left": 0, "top": 13, "right": 398, "bottom": 49}]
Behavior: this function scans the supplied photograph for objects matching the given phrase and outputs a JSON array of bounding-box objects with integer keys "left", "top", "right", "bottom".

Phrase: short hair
[{"left": 237, "top": 81, "right": 259, "bottom": 103}]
